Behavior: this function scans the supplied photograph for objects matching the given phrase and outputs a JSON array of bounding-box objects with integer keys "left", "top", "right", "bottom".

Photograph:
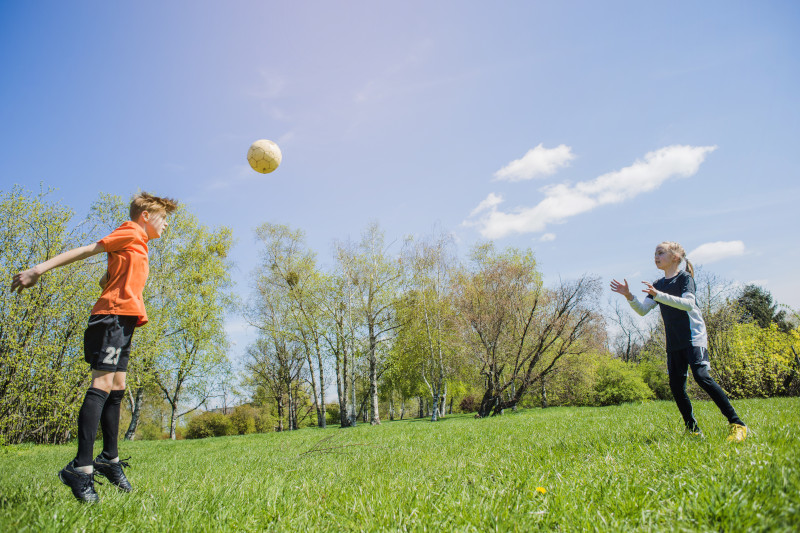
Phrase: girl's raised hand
[
  {"left": 641, "top": 281, "right": 657, "bottom": 297},
  {"left": 610, "top": 278, "right": 632, "bottom": 299}
]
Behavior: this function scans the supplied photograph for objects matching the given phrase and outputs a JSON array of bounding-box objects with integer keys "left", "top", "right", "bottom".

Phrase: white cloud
[
  {"left": 467, "top": 145, "right": 717, "bottom": 239},
  {"left": 469, "top": 193, "right": 504, "bottom": 217},
  {"left": 540, "top": 233, "right": 556, "bottom": 242},
  {"left": 688, "top": 240, "right": 746, "bottom": 265},
  {"left": 493, "top": 144, "right": 575, "bottom": 182}
]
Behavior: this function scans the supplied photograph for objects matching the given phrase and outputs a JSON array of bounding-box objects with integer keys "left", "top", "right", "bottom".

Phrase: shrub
[
  {"left": 254, "top": 407, "right": 275, "bottom": 433},
  {"left": 229, "top": 405, "right": 257, "bottom": 435},
  {"left": 638, "top": 357, "right": 672, "bottom": 400},
  {"left": 712, "top": 323, "right": 800, "bottom": 398},
  {"left": 185, "top": 412, "right": 233, "bottom": 439},
  {"left": 138, "top": 422, "right": 162, "bottom": 441},
  {"left": 459, "top": 395, "right": 479, "bottom": 413},
  {"left": 595, "top": 358, "right": 654, "bottom": 406},
  {"left": 325, "top": 403, "right": 340, "bottom": 425}
]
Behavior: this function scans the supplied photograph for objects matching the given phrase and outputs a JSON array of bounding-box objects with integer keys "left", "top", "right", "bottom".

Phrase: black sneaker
[
  {"left": 58, "top": 461, "right": 100, "bottom": 503},
  {"left": 93, "top": 455, "right": 132, "bottom": 492}
]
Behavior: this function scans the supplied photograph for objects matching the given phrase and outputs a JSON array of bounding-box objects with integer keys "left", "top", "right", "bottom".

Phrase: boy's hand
[
  {"left": 610, "top": 278, "right": 633, "bottom": 300},
  {"left": 11, "top": 268, "right": 41, "bottom": 293},
  {"left": 99, "top": 271, "right": 109, "bottom": 290}
]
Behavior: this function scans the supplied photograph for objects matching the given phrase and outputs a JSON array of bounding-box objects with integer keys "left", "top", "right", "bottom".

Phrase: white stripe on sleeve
[
  {"left": 628, "top": 296, "right": 658, "bottom": 316},
  {"left": 653, "top": 291, "right": 695, "bottom": 311}
]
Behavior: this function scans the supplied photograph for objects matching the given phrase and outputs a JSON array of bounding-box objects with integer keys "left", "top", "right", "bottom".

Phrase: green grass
[{"left": 1, "top": 398, "right": 798, "bottom": 532}]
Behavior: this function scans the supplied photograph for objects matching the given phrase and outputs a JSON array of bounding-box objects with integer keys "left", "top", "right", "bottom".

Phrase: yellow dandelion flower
[{"left": 536, "top": 487, "right": 547, "bottom": 494}]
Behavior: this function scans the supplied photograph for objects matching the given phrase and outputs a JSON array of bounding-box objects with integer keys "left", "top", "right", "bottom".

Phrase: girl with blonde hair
[{"left": 611, "top": 241, "right": 747, "bottom": 441}]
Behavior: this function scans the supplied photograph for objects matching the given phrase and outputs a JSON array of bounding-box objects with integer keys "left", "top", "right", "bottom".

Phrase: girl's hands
[
  {"left": 610, "top": 278, "right": 633, "bottom": 300},
  {"left": 641, "top": 281, "right": 657, "bottom": 297}
]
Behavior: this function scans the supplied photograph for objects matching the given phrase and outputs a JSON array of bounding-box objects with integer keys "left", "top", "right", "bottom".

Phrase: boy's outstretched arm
[{"left": 10, "top": 242, "right": 105, "bottom": 293}]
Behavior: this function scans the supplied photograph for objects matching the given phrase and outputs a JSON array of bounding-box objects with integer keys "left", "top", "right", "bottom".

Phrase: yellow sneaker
[{"left": 726, "top": 423, "right": 747, "bottom": 442}]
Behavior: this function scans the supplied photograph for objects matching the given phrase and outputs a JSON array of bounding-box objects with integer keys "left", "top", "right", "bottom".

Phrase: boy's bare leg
[{"left": 91, "top": 370, "right": 116, "bottom": 393}]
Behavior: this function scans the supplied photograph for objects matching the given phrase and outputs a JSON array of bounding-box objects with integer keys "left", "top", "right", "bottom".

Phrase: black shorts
[
  {"left": 667, "top": 346, "right": 711, "bottom": 377},
  {"left": 83, "top": 314, "right": 137, "bottom": 372}
]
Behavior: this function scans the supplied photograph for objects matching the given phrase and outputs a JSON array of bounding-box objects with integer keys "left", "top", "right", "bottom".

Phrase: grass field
[{"left": 1, "top": 398, "right": 798, "bottom": 532}]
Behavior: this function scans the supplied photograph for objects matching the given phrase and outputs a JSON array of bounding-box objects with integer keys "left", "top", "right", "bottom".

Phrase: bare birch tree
[
  {"left": 253, "top": 223, "right": 328, "bottom": 428},
  {"left": 336, "top": 223, "right": 400, "bottom": 425}
]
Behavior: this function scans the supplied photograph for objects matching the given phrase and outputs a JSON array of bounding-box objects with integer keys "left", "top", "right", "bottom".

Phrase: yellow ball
[{"left": 247, "top": 139, "right": 282, "bottom": 174}]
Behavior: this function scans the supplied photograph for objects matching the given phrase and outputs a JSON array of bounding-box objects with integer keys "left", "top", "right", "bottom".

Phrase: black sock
[
  {"left": 75, "top": 388, "right": 109, "bottom": 467},
  {"left": 101, "top": 389, "right": 125, "bottom": 460}
]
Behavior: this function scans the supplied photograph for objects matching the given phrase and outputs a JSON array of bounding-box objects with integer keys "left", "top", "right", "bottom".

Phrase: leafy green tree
[
  {"left": 317, "top": 271, "right": 358, "bottom": 427},
  {"left": 335, "top": 223, "right": 401, "bottom": 425},
  {"left": 245, "top": 268, "right": 307, "bottom": 431},
  {"left": 737, "top": 284, "right": 791, "bottom": 332},
  {"left": 385, "top": 302, "right": 427, "bottom": 420},
  {"left": 253, "top": 223, "right": 328, "bottom": 428},
  {"left": 400, "top": 231, "right": 459, "bottom": 421},
  {"left": 150, "top": 209, "right": 234, "bottom": 439},
  {"left": 0, "top": 187, "right": 106, "bottom": 444},
  {"left": 454, "top": 243, "right": 603, "bottom": 417}
]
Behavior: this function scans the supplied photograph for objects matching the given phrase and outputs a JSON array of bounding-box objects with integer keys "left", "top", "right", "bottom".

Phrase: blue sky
[{"left": 2, "top": 1, "right": 799, "bottom": 356}]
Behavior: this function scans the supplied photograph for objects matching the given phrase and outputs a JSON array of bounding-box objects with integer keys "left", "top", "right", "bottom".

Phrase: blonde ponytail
[
  {"left": 659, "top": 241, "right": 694, "bottom": 277},
  {"left": 684, "top": 256, "right": 694, "bottom": 277}
]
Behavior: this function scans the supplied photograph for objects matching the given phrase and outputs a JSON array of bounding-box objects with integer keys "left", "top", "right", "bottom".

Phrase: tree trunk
[
  {"left": 350, "top": 371, "right": 357, "bottom": 427},
  {"left": 448, "top": 397, "right": 453, "bottom": 415},
  {"left": 318, "top": 345, "right": 327, "bottom": 429},
  {"left": 400, "top": 397, "right": 405, "bottom": 420},
  {"left": 276, "top": 395, "right": 284, "bottom": 432},
  {"left": 292, "top": 384, "right": 299, "bottom": 430},
  {"left": 388, "top": 392, "right": 395, "bottom": 421},
  {"left": 287, "top": 383, "right": 295, "bottom": 431},
  {"left": 418, "top": 396, "right": 424, "bottom": 418},
  {"left": 124, "top": 386, "right": 144, "bottom": 440},
  {"left": 541, "top": 378, "right": 548, "bottom": 409},
  {"left": 338, "top": 346, "right": 353, "bottom": 428},
  {"left": 169, "top": 407, "right": 178, "bottom": 440},
  {"left": 477, "top": 389, "right": 498, "bottom": 418},
  {"left": 511, "top": 382, "right": 517, "bottom": 411},
  {"left": 430, "top": 388, "right": 440, "bottom": 422},
  {"left": 304, "top": 350, "right": 321, "bottom": 428},
  {"left": 368, "top": 327, "right": 380, "bottom": 425}
]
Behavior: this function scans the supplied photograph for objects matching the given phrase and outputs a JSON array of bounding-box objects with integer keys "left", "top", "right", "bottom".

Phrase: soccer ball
[{"left": 247, "top": 139, "right": 282, "bottom": 174}]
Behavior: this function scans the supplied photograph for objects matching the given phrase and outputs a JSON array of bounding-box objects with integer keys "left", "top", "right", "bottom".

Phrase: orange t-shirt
[{"left": 91, "top": 221, "right": 150, "bottom": 326}]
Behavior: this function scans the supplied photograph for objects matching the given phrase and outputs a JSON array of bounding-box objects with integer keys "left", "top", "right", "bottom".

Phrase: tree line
[{"left": 1, "top": 187, "right": 798, "bottom": 444}]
